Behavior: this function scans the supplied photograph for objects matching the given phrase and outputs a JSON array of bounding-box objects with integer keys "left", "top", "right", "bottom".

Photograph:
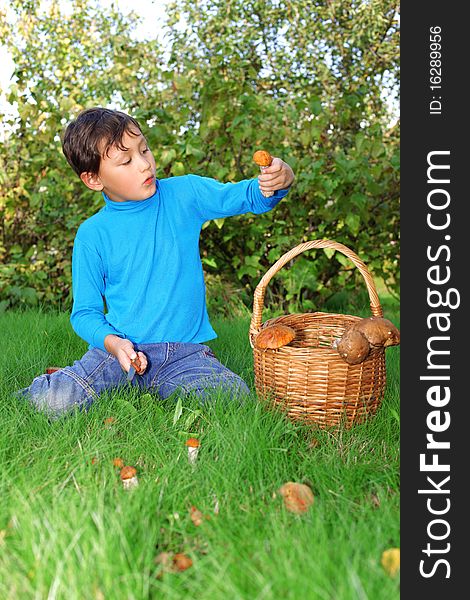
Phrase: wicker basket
[{"left": 249, "top": 240, "right": 387, "bottom": 428}]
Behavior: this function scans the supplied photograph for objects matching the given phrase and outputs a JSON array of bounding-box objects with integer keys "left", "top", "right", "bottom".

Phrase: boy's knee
[
  {"left": 188, "top": 373, "right": 250, "bottom": 403},
  {"left": 16, "top": 372, "right": 92, "bottom": 418},
  {"left": 229, "top": 377, "right": 250, "bottom": 399}
]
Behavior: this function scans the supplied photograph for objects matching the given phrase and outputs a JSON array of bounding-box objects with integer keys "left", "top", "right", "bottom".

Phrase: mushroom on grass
[
  {"left": 278, "top": 482, "right": 315, "bottom": 514},
  {"left": 381, "top": 548, "right": 400, "bottom": 577},
  {"left": 154, "top": 552, "right": 193, "bottom": 577},
  {"left": 185, "top": 438, "right": 200, "bottom": 465},
  {"left": 120, "top": 465, "right": 139, "bottom": 490},
  {"left": 255, "top": 324, "right": 296, "bottom": 350},
  {"left": 173, "top": 553, "right": 193, "bottom": 571},
  {"left": 103, "top": 417, "right": 116, "bottom": 429}
]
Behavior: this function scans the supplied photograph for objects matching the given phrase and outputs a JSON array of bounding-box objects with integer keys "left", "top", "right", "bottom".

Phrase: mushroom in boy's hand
[
  {"left": 120, "top": 465, "right": 139, "bottom": 489},
  {"left": 351, "top": 317, "right": 400, "bottom": 348},
  {"left": 185, "top": 438, "right": 200, "bottom": 464},
  {"left": 253, "top": 150, "right": 274, "bottom": 197},
  {"left": 336, "top": 328, "right": 371, "bottom": 365},
  {"left": 130, "top": 354, "right": 145, "bottom": 374},
  {"left": 255, "top": 324, "right": 296, "bottom": 350},
  {"left": 253, "top": 150, "right": 273, "bottom": 167}
]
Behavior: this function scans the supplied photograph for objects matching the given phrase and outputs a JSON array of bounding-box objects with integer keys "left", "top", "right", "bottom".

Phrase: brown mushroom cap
[
  {"left": 336, "top": 329, "right": 370, "bottom": 365},
  {"left": 278, "top": 482, "right": 315, "bottom": 514},
  {"left": 351, "top": 317, "right": 400, "bottom": 347},
  {"left": 173, "top": 553, "right": 193, "bottom": 571},
  {"left": 185, "top": 437, "right": 200, "bottom": 448},
  {"left": 255, "top": 324, "right": 296, "bottom": 350},
  {"left": 113, "top": 457, "right": 124, "bottom": 468},
  {"left": 253, "top": 150, "right": 273, "bottom": 167},
  {"left": 120, "top": 465, "right": 137, "bottom": 480}
]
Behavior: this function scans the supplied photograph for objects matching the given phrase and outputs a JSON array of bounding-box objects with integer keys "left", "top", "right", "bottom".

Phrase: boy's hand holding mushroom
[
  {"left": 254, "top": 151, "right": 294, "bottom": 197},
  {"left": 104, "top": 334, "right": 147, "bottom": 377}
]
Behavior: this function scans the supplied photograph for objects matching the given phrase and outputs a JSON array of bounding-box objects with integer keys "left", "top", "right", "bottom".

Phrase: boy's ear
[{"left": 80, "top": 172, "right": 104, "bottom": 191}]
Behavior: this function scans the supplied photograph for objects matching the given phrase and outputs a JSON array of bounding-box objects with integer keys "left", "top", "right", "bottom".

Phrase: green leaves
[
  {"left": 201, "top": 257, "right": 218, "bottom": 269},
  {"left": 170, "top": 162, "right": 185, "bottom": 176},
  {"left": 345, "top": 214, "right": 361, "bottom": 236},
  {"left": 185, "top": 143, "right": 205, "bottom": 161},
  {"left": 159, "top": 148, "right": 177, "bottom": 167},
  {"left": 173, "top": 398, "right": 183, "bottom": 425},
  {"left": 310, "top": 97, "right": 322, "bottom": 116}
]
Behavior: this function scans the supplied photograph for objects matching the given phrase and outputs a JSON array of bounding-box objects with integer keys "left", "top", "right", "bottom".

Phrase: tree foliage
[{"left": 0, "top": 0, "right": 399, "bottom": 314}]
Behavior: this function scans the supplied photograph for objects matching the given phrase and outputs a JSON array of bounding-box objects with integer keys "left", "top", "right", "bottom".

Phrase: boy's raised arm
[{"left": 187, "top": 157, "right": 294, "bottom": 221}]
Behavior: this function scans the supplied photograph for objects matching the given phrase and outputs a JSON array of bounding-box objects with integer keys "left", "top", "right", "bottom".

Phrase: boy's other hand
[
  {"left": 258, "top": 157, "right": 295, "bottom": 195},
  {"left": 104, "top": 334, "right": 147, "bottom": 375}
]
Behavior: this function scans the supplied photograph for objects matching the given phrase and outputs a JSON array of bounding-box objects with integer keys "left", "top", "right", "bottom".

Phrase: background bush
[{"left": 0, "top": 0, "right": 399, "bottom": 314}]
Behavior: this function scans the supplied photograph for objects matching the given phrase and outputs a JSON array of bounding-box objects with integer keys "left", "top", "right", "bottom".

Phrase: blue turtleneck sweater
[{"left": 70, "top": 174, "right": 288, "bottom": 352}]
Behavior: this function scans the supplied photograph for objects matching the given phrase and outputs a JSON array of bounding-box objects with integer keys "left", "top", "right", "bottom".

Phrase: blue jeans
[{"left": 17, "top": 343, "right": 249, "bottom": 417}]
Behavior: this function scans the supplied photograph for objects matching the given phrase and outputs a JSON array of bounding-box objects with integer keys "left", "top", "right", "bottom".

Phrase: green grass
[{"left": 0, "top": 308, "right": 400, "bottom": 600}]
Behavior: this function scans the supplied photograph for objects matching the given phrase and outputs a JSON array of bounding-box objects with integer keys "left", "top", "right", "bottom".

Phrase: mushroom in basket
[
  {"left": 254, "top": 324, "right": 296, "bottom": 350},
  {"left": 335, "top": 328, "right": 371, "bottom": 365},
  {"left": 334, "top": 317, "right": 400, "bottom": 365},
  {"left": 353, "top": 317, "right": 400, "bottom": 348}
]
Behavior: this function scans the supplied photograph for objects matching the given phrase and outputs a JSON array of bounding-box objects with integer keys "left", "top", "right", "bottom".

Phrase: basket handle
[{"left": 249, "top": 239, "right": 383, "bottom": 340}]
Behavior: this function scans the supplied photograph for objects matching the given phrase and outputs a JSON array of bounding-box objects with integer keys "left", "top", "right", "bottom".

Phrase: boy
[{"left": 19, "top": 107, "right": 294, "bottom": 416}]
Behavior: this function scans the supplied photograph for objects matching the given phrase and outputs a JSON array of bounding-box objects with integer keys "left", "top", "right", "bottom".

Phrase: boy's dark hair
[{"left": 61, "top": 108, "right": 142, "bottom": 177}]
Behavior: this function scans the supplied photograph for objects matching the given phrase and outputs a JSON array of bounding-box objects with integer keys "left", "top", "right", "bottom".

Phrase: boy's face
[{"left": 81, "top": 128, "right": 157, "bottom": 202}]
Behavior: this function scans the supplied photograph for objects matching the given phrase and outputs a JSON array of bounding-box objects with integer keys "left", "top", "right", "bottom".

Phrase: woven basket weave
[{"left": 249, "top": 240, "right": 387, "bottom": 428}]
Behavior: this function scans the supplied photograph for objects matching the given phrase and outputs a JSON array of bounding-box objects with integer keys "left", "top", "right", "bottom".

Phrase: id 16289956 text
[{"left": 429, "top": 26, "right": 442, "bottom": 115}]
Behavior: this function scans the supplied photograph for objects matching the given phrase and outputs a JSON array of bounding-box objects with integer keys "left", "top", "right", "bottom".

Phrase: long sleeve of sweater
[
  {"left": 70, "top": 237, "right": 124, "bottom": 351},
  {"left": 187, "top": 175, "right": 288, "bottom": 220}
]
